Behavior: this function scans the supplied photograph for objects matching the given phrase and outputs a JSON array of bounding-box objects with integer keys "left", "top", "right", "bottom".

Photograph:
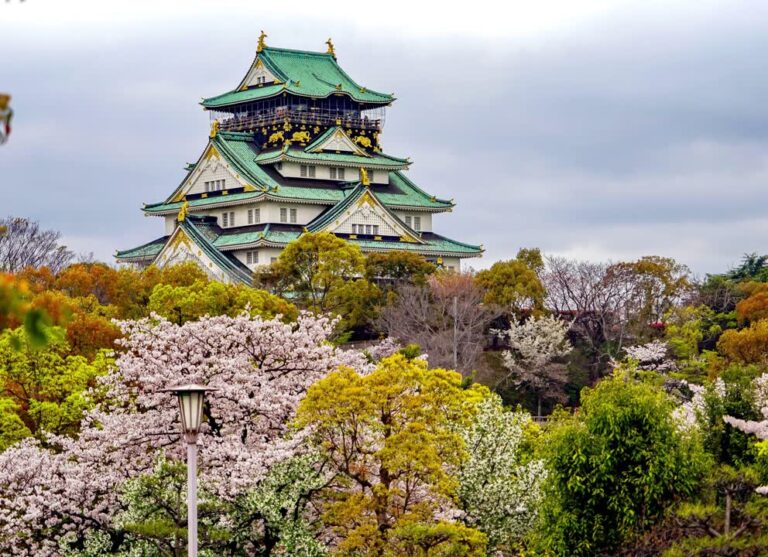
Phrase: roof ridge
[{"left": 262, "top": 45, "right": 334, "bottom": 58}]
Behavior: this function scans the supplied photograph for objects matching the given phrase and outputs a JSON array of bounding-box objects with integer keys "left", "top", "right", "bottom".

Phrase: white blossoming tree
[
  {"left": 624, "top": 340, "right": 678, "bottom": 373},
  {"left": 457, "top": 395, "right": 546, "bottom": 555},
  {"left": 0, "top": 312, "right": 369, "bottom": 556},
  {"left": 723, "top": 373, "right": 768, "bottom": 495},
  {"left": 498, "top": 315, "right": 572, "bottom": 418}
]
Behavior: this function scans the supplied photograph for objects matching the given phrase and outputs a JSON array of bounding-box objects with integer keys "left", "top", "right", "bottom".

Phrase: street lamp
[{"left": 160, "top": 384, "right": 217, "bottom": 557}]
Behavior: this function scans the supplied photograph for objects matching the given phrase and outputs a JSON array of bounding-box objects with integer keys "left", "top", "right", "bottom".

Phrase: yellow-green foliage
[
  {"left": 265, "top": 232, "right": 379, "bottom": 331},
  {"left": 148, "top": 280, "right": 297, "bottom": 324},
  {"left": 475, "top": 248, "right": 546, "bottom": 315},
  {"left": 0, "top": 327, "right": 112, "bottom": 449},
  {"left": 295, "top": 354, "right": 489, "bottom": 556}
]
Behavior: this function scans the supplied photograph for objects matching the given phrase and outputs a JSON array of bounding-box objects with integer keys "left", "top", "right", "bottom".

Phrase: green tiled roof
[
  {"left": 304, "top": 184, "right": 423, "bottom": 244},
  {"left": 202, "top": 47, "right": 393, "bottom": 108},
  {"left": 151, "top": 133, "right": 451, "bottom": 215},
  {"left": 255, "top": 147, "right": 409, "bottom": 170},
  {"left": 215, "top": 225, "right": 303, "bottom": 248},
  {"left": 179, "top": 218, "right": 253, "bottom": 284},
  {"left": 350, "top": 234, "right": 482, "bottom": 256},
  {"left": 115, "top": 235, "right": 168, "bottom": 260},
  {"left": 211, "top": 224, "right": 480, "bottom": 257},
  {"left": 378, "top": 172, "right": 453, "bottom": 210}
]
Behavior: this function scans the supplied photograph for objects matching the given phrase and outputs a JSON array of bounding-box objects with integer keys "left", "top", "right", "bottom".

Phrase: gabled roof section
[
  {"left": 255, "top": 147, "right": 408, "bottom": 170},
  {"left": 178, "top": 217, "right": 254, "bottom": 284},
  {"left": 305, "top": 127, "right": 368, "bottom": 156},
  {"left": 202, "top": 46, "right": 393, "bottom": 108},
  {"left": 165, "top": 131, "right": 279, "bottom": 204},
  {"left": 125, "top": 217, "right": 253, "bottom": 284},
  {"left": 306, "top": 184, "right": 424, "bottom": 244}
]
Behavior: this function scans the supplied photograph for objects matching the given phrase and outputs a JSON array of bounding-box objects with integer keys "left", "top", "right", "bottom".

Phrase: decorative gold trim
[
  {"left": 326, "top": 38, "right": 336, "bottom": 59},
  {"left": 177, "top": 201, "right": 189, "bottom": 222},
  {"left": 257, "top": 30, "right": 267, "bottom": 53},
  {"left": 360, "top": 167, "right": 371, "bottom": 186},
  {"left": 209, "top": 119, "right": 220, "bottom": 139}
]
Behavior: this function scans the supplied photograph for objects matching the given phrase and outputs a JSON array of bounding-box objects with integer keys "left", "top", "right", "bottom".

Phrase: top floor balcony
[{"left": 209, "top": 103, "right": 386, "bottom": 135}]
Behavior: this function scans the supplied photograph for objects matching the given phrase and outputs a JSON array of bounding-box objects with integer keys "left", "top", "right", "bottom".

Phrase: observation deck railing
[{"left": 216, "top": 107, "right": 383, "bottom": 134}]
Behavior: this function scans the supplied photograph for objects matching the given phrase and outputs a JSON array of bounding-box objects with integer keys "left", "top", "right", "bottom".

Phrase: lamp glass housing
[{"left": 178, "top": 390, "right": 205, "bottom": 435}]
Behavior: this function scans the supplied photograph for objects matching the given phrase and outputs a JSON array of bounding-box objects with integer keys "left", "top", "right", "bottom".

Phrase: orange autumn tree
[{"left": 717, "top": 319, "right": 768, "bottom": 364}]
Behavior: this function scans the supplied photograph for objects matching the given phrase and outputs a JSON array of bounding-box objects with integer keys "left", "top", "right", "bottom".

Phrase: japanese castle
[{"left": 116, "top": 34, "right": 483, "bottom": 283}]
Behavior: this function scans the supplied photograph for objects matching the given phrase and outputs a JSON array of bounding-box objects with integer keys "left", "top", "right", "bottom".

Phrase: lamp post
[{"left": 160, "top": 384, "right": 216, "bottom": 557}]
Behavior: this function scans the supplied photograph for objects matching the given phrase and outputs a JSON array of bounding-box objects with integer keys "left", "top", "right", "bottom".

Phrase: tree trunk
[
  {"left": 724, "top": 492, "right": 731, "bottom": 535},
  {"left": 537, "top": 394, "right": 542, "bottom": 419}
]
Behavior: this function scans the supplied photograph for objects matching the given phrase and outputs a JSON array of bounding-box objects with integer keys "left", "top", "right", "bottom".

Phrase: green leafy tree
[
  {"left": 94, "top": 454, "right": 328, "bottom": 557},
  {"left": 259, "top": 232, "right": 379, "bottom": 332},
  {"left": 148, "top": 280, "right": 298, "bottom": 324},
  {"left": 538, "top": 375, "right": 710, "bottom": 556},
  {"left": 0, "top": 327, "right": 110, "bottom": 449},
  {"left": 727, "top": 253, "right": 768, "bottom": 282},
  {"left": 295, "top": 354, "right": 489, "bottom": 556},
  {"left": 364, "top": 251, "right": 436, "bottom": 287},
  {"left": 475, "top": 248, "right": 546, "bottom": 315}
]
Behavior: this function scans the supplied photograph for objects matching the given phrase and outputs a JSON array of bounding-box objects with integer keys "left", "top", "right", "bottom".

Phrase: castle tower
[{"left": 116, "top": 36, "right": 482, "bottom": 282}]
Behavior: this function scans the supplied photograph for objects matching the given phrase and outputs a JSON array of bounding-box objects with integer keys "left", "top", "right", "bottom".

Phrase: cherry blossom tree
[
  {"left": 624, "top": 340, "right": 677, "bottom": 373},
  {"left": 498, "top": 315, "right": 572, "bottom": 418},
  {"left": 0, "top": 312, "right": 368, "bottom": 555}
]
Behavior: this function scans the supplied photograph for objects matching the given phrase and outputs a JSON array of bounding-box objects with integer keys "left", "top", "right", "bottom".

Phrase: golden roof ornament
[
  {"left": 257, "top": 30, "right": 268, "bottom": 53},
  {"left": 360, "top": 167, "right": 370, "bottom": 186},
  {"left": 326, "top": 38, "right": 336, "bottom": 59},
  {"left": 177, "top": 200, "right": 189, "bottom": 222},
  {"left": 209, "top": 119, "right": 220, "bottom": 139}
]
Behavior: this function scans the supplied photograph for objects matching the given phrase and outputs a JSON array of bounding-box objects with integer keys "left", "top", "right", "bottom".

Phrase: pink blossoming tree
[{"left": 0, "top": 312, "right": 369, "bottom": 556}]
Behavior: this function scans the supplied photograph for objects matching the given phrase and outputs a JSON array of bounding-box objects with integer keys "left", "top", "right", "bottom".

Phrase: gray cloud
[{"left": 1, "top": 3, "right": 767, "bottom": 274}]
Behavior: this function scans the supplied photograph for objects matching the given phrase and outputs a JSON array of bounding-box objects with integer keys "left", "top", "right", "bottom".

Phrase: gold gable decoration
[
  {"left": 176, "top": 201, "right": 189, "bottom": 222},
  {"left": 257, "top": 30, "right": 267, "bottom": 53},
  {"left": 209, "top": 119, "right": 220, "bottom": 139},
  {"left": 360, "top": 167, "right": 371, "bottom": 186},
  {"left": 326, "top": 38, "right": 336, "bottom": 59}
]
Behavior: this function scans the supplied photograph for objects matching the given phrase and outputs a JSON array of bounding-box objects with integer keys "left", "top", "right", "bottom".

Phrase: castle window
[
  {"left": 280, "top": 207, "right": 288, "bottom": 223},
  {"left": 405, "top": 215, "right": 412, "bottom": 227},
  {"left": 248, "top": 208, "right": 260, "bottom": 224},
  {"left": 330, "top": 167, "right": 346, "bottom": 180},
  {"left": 300, "top": 165, "right": 316, "bottom": 178},
  {"left": 221, "top": 211, "right": 234, "bottom": 227},
  {"left": 413, "top": 216, "right": 421, "bottom": 231},
  {"left": 246, "top": 251, "right": 259, "bottom": 265},
  {"left": 290, "top": 208, "right": 297, "bottom": 223}
]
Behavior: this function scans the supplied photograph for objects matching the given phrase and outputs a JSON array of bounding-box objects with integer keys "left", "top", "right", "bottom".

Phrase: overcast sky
[{"left": 2, "top": 0, "right": 767, "bottom": 275}]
